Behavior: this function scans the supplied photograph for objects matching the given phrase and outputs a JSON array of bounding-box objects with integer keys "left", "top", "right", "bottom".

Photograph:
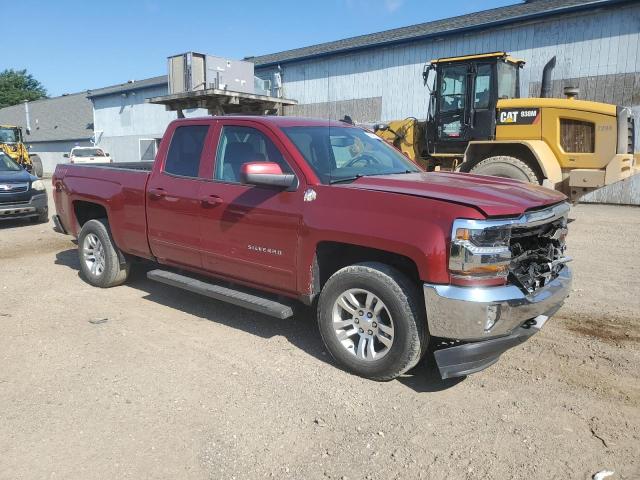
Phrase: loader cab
[{"left": 423, "top": 52, "right": 524, "bottom": 158}]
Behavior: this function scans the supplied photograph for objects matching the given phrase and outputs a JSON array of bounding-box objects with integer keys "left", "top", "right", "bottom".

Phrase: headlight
[
  {"left": 449, "top": 219, "right": 511, "bottom": 280},
  {"left": 31, "top": 180, "right": 46, "bottom": 191}
]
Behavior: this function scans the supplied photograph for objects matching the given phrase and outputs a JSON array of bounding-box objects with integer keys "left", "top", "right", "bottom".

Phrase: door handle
[
  {"left": 148, "top": 188, "right": 166, "bottom": 200},
  {"left": 200, "top": 195, "right": 222, "bottom": 208}
]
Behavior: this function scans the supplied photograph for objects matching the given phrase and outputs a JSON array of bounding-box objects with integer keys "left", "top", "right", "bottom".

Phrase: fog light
[{"left": 485, "top": 304, "right": 501, "bottom": 331}]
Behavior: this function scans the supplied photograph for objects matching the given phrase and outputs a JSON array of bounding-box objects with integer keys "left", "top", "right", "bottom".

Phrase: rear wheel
[
  {"left": 470, "top": 155, "right": 541, "bottom": 184},
  {"left": 317, "top": 262, "right": 427, "bottom": 381},
  {"left": 78, "top": 219, "right": 130, "bottom": 288}
]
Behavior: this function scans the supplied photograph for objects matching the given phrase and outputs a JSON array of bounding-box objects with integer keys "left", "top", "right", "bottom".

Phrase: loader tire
[{"left": 470, "top": 155, "right": 541, "bottom": 184}]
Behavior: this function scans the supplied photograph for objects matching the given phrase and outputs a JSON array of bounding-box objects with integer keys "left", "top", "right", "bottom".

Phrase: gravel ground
[{"left": 0, "top": 190, "right": 638, "bottom": 480}]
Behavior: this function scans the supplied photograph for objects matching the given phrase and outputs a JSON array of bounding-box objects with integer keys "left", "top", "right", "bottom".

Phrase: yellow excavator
[
  {"left": 374, "top": 52, "right": 636, "bottom": 199},
  {"left": 0, "top": 124, "right": 43, "bottom": 177}
]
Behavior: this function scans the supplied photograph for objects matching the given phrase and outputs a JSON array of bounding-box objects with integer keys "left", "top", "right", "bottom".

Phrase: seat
[{"left": 222, "top": 142, "right": 265, "bottom": 182}]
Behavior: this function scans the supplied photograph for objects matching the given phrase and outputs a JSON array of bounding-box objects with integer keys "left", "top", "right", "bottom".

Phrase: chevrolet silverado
[{"left": 52, "top": 116, "right": 572, "bottom": 380}]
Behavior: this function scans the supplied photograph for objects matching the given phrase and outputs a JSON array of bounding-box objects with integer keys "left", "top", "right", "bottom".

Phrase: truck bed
[
  {"left": 53, "top": 161, "right": 152, "bottom": 258},
  {"left": 69, "top": 161, "right": 154, "bottom": 172}
]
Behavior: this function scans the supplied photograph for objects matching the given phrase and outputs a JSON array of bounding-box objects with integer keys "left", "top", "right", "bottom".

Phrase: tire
[
  {"left": 77, "top": 218, "right": 130, "bottom": 288},
  {"left": 30, "top": 208, "right": 49, "bottom": 224},
  {"left": 317, "top": 262, "right": 427, "bottom": 381},
  {"left": 470, "top": 155, "right": 541, "bottom": 184},
  {"left": 30, "top": 155, "right": 43, "bottom": 178}
]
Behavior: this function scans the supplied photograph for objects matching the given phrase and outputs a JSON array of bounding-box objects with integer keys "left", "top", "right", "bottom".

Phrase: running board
[{"left": 147, "top": 269, "right": 294, "bottom": 319}]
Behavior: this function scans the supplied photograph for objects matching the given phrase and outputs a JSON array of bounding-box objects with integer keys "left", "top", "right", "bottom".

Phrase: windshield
[
  {"left": 497, "top": 62, "right": 518, "bottom": 99},
  {"left": 72, "top": 148, "right": 105, "bottom": 157},
  {"left": 0, "top": 152, "right": 22, "bottom": 171},
  {"left": 282, "top": 126, "right": 420, "bottom": 184},
  {"left": 0, "top": 127, "right": 19, "bottom": 143}
]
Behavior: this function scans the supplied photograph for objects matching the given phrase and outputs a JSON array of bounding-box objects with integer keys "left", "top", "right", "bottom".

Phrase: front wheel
[
  {"left": 470, "top": 155, "right": 541, "bottom": 184},
  {"left": 78, "top": 218, "right": 130, "bottom": 288},
  {"left": 317, "top": 262, "right": 427, "bottom": 381}
]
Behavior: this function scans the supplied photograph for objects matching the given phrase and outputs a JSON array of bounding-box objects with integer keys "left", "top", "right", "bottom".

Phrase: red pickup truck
[{"left": 52, "top": 116, "right": 572, "bottom": 380}]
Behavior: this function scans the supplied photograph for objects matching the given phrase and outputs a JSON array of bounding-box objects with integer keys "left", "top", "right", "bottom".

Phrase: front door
[
  {"left": 197, "top": 121, "right": 303, "bottom": 294},
  {"left": 434, "top": 63, "right": 470, "bottom": 154},
  {"left": 146, "top": 122, "right": 211, "bottom": 268}
]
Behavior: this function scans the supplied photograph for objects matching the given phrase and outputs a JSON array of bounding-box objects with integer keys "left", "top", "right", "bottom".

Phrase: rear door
[
  {"left": 146, "top": 121, "right": 212, "bottom": 268},
  {"left": 197, "top": 120, "right": 303, "bottom": 294}
]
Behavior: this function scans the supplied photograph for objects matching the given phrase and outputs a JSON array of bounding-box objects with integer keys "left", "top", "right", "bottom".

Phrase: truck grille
[
  {"left": 508, "top": 209, "right": 569, "bottom": 294},
  {"left": 617, "top": 107, "right": 636, "bottom": 154},
  {"left": 0, "top": 200, "right": 29, "bottom": 206},
  {"left": 627, "top": 116, "right": 635, "bottom": 154}
]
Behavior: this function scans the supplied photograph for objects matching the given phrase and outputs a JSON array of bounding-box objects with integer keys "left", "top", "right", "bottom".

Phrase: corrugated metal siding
[{"left": 256, "top": 3, "right": 640, "bottom": 131}]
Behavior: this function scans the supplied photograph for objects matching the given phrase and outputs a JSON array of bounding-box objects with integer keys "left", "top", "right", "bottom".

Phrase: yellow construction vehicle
[
  {"left": 374, "top": 52, "right": 636, "bottom": 199},
  {"left": 0, "top": 124, "right": 43, "bottom": 177}
]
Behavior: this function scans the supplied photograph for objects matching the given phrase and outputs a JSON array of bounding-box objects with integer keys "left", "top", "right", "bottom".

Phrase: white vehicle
[{"left": 64, "top": 147, "right": 112, "bottom": 164}]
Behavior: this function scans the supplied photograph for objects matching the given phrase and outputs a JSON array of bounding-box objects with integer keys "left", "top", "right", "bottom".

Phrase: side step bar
[{"left": 147, "top": 269, "right": 294, "bottom": 319}]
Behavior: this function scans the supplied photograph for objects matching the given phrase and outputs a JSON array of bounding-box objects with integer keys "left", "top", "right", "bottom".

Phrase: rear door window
[{"left": 164, "top": 125, "right": 209, "bottom": 177}]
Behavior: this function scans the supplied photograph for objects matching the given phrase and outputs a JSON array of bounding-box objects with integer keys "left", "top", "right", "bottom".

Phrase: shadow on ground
[
  {"left": 55, "top": 248, "right": 463, "bottom": 393},
  {"left": 0, "top": 217, "right": 45, "bottom": 230}
]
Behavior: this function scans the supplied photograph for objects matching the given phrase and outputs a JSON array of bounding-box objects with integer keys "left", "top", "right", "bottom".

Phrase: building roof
[
  {"left": 87, "top": 75, "right": 167, "bottom": 98},
  {"left": 0, "top": 92, "right": 93, "bottom": 142},
  {"left": 246, "top": 0, "right": 629, "bottom": 67}
]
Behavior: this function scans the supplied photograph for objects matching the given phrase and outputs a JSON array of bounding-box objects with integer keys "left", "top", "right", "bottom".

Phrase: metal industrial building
[
  {"left": 0, "top": 93, "right": 93, "bottom": 173},
  {"left": 1, "top": 0, "right": 638, "bottom": 172},
  {"left": 250, "top": 0, "right": 640, "bottom": 139}
]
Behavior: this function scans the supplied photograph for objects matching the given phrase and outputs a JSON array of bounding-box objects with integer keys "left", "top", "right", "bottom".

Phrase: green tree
[{"left": 0, "top": 69, "right": 47, "bottom": 108}]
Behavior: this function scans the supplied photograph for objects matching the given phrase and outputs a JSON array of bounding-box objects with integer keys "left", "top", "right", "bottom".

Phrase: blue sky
[{"left": 7, "top": 0, "right": 515, "bottom": 96}]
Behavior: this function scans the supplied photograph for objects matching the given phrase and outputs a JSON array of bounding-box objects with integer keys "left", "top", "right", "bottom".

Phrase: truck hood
[{"left": 344, "top": 172, "right": 566, "bottom": 217}]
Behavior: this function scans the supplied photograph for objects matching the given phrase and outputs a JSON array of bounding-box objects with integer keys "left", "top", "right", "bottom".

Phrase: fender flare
[{"left": 463, "top": 140, "right": 563, "bottom": 188}]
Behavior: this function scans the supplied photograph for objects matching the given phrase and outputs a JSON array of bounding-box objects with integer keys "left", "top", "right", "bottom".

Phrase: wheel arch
[
  {"left": 304, "top": 241, "right": 422, "bottom": 305},
  {"left": 73, "top": 200, "right": 109, "bottom": 229},
  {"left": 461, "top": 140, "right": 563, "bottom": 187}
]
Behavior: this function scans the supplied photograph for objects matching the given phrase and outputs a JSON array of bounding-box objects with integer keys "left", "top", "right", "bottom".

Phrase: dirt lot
[{"left": 1, "top": 190, "right": 638, "bottom": 480}]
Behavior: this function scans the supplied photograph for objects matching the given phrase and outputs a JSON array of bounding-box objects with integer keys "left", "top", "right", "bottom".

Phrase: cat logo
[{"left": 497, "top": 108, "right": 540, "bottom": 125}]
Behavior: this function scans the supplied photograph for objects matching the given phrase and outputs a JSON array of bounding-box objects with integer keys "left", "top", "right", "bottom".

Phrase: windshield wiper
[{"left": 329, "top": 174, "right": 364, "bottom": 184}]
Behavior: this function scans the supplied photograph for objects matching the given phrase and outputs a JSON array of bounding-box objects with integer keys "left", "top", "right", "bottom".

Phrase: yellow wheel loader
[
  {"left": 0, "top": 124, "right": 43, "bottom": 177},
  {"left": 374, "top": 52, "right": 636, "bottom": 199}
]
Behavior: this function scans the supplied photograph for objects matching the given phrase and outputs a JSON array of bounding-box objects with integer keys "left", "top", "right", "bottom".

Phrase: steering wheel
[{"left": 344, "top": 154, "right": 382, "bottom": 168}]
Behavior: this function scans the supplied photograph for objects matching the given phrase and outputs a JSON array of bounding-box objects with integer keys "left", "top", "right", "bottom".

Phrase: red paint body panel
[
  {"left": 52, "top": 116, "right": 566, "bottom": 300},
  {"left": 52, "top": 164, "right": 152, "bottom": 259},
  {"left": 346, "top": 172, "right": 567, "bottom": 217}
]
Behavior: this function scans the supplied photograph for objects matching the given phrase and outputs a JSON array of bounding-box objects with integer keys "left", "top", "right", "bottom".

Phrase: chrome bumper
[{"left": 423, "top": 266, "right": 572, "bottom": 341}]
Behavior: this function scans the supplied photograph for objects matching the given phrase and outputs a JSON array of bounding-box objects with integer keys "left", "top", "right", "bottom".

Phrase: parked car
[
  {"left": 0, "top": 152, "right": 48, "bottom": 223},
  {"left": 52, "top": 116, "right": 571, "bottom": 381},
  {"left": 64, "top": 147, "right": 112, "bottom": 164}
]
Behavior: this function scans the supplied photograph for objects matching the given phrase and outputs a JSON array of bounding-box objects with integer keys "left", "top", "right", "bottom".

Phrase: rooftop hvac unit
[{"left": 168, "top": 52, "right": 256, "bottom": 95}]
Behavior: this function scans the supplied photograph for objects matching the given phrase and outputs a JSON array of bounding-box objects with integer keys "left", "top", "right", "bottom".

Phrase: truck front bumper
[
  {"left": 0, "top": 193, "right": 47, "bottom": 220},
  {"left": 423, "top": 266, "right": 571, "bottom": 378}
]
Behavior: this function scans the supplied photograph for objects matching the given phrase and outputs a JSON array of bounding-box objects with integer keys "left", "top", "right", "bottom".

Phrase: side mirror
[
  {"left": 105, "top": 152, "right": 110, "bottom": 157},
  {"left": 374, "top": 123, "right": 389, "bottom": 132},
  {"left": 63, "top": 153, "right": 69, "bottom": 158},
  {"left": 240, "top": 162, "right": 296, "bottom": 189}
]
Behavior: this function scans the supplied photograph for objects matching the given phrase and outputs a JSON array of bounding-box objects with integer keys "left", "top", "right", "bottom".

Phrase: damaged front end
[
  {"left": 509, "top": 215, "right": 571, "bottom": 293},
  {"left": 425, "top": 201, "right": 573, "bottom": 378}
]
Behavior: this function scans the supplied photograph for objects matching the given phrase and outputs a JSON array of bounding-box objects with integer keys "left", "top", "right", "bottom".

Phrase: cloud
[{"left": 384, "top": 0, "right": 404, "bottom": 12}]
